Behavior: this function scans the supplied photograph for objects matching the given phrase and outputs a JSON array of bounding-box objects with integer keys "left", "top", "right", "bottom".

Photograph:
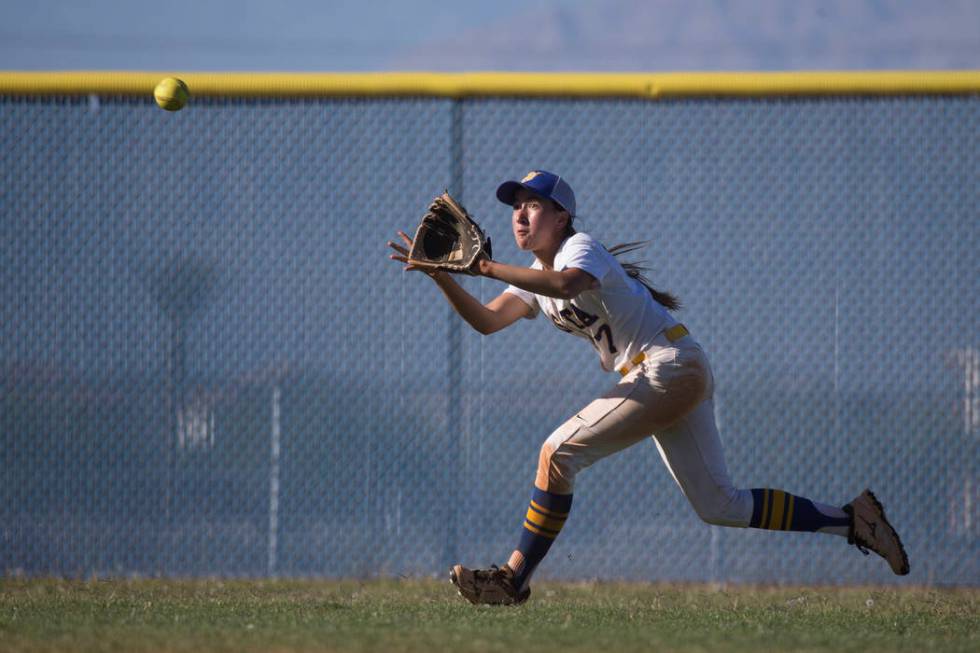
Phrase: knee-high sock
[
  {"left": 749, "top": 488, "right": 850, "bottom": 537},
  {"left": 511, "top": 487, "right": 573, "bottom": 590}
]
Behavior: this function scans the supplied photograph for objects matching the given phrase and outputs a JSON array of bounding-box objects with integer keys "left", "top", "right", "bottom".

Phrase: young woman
[{"left": 388, "top": 170, "right": 909, "bottom": 606}]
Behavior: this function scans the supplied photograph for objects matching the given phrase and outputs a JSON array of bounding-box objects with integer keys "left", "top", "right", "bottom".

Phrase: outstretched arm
[
  {"left": 388, "top": 230, "right": 531, "bottom": 335},
  {"left": 473, "top": 259, "right": 598, "bottom": 300},
  {"left": 431, "top": 277, "right": 531, "bottom": 335}
]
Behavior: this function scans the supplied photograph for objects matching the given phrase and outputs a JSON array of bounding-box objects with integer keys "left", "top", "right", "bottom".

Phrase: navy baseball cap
[{"left": 496, "top": 170, "right": 576, "bottom": 217}]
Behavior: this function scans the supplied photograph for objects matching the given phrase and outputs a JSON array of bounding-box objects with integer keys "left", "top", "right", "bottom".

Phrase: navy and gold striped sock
[
  {"left": 512, "top": 487, "right": 573, "bottom": 590},
  {"left": 749, "top": 488, "right": 851, "bottom": 537}
]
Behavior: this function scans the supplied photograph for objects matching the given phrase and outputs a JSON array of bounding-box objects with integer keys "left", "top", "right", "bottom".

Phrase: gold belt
[{"left": 617, "top": 324, "right": 690, "bottom": 376}]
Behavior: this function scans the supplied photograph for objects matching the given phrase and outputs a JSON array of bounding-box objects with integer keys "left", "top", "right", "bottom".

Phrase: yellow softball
[{"left": 154, "top": 77, "right": 189, "bottom": 111}]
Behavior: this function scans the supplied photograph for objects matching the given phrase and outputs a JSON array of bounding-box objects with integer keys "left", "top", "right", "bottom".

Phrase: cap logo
[{"left": 521, "top": 171, "right": 541, "bottom": 183}]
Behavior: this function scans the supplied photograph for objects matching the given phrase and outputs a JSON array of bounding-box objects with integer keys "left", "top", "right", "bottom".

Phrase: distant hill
[
  {"left": 393, "top": 0, "right": 980, "bottom": 71},
  {"left": 1, "top": 0, "right": 976, "bottom": 71}
]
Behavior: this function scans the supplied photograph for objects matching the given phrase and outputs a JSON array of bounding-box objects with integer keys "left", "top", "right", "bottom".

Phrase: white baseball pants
[{"left": 535, "top": 334, "right": 754, "bottom": 528}]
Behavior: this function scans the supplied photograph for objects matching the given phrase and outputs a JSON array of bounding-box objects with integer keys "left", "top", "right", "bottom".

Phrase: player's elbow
[
  {"left": 555, "top": 279, "right": 581, "bottom": 300},
  {"left": 555, "top": 270, "right": 597, "bottom": 300},
  {"left": 473, "top": 317, "right": 505, "bottom": 336}
]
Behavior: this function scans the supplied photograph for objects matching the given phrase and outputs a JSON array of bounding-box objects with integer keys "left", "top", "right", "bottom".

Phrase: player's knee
[
  {"left": 689, "top": 487, "right": 752, "bottom": 527},
  {"left": 534, "top": 418, "right": 599, "bottom": 494},
  {"left": 694, "top": 505, "right": 734, "bottom": 526},
  {"left": 536, "top": 440, "right": 571, "bottom": 494},
  {"left": 535, "top": 438, "right": 588, "bottom": 495}
]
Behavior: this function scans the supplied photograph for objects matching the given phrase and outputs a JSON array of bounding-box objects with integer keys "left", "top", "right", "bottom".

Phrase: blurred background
[
  {"left": 1, "top": 0, "right": 978, "bottom": 71},
  {"left": 1, "top": 1, "right": 977, "bottom": 586}
]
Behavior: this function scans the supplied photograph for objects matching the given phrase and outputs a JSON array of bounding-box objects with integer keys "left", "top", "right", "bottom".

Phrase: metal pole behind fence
[
  {"left": 445, "top": 99, "right": 464, "bottom": 566},
  {"left": 268, "top": 384, "right": 281, "bottom": 576}
]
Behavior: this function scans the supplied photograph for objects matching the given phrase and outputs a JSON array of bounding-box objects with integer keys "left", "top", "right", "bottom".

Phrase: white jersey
[{"left": 503, "top": 232, "right": 678, "bottom": 373}]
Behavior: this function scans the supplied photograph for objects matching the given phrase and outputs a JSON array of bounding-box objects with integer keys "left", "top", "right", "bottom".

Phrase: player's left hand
[{"left": 387, "top": 230, "right": 439, "bottom": 276}]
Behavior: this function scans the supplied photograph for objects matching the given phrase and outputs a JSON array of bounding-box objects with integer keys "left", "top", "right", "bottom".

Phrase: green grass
[{"left": 0, "top": 577, "right": 977, "bottom": 652}]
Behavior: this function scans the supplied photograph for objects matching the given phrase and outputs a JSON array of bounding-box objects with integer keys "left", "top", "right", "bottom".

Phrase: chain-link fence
[{"left": 1, "top": 93, "right": 977, "bottom": 585}]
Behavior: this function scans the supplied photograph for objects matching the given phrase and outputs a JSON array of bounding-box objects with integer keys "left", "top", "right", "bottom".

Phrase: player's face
[{"left": 511, "top": 189, "right": 567, "bottom": 252}]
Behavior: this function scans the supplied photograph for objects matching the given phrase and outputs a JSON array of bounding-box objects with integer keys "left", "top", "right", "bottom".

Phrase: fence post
[
  {"left": 445, "top": 99, "right": 464, "bottom": 566},
  {"left": 268, "top": 384, "right": 281, "bottom": 576}
]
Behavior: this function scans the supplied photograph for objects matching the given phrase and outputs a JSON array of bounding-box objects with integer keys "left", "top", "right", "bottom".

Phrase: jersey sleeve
[
  {"left": 503, "top": 284, "right": 540, "bottom": 318},
  {"left": 558, "top": 233, "right": 612, "bottom": 284}
]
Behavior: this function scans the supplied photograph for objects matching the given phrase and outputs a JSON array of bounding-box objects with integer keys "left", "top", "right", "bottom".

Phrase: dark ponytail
[
  {"left": 606, "top": 242, "right": 681, "bottom": 311},
  {"left": 560, "top": 208, "right": 681, "bottom": 312}
]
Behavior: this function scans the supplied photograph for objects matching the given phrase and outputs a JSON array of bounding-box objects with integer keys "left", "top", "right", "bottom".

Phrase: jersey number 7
[{"left": 557, "top": 305, "right": 618, "bottom": 355}]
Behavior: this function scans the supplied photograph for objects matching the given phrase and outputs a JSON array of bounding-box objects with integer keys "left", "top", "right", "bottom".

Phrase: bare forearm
[
  {"left": 430, "top": 272, "right": 499, "bottom": 334},
  {"left": 480, "top": 260, "right": 573, "bottom": 299}
]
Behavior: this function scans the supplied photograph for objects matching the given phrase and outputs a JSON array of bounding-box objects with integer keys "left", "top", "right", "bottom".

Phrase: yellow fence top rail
[{"left": 1, "top": 71, "right": 978, "bottom": 99}]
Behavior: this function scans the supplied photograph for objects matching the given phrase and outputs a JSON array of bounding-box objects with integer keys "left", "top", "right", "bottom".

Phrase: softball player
[{"left": 388, "top": 170, "right": 909, "bottom": 606}]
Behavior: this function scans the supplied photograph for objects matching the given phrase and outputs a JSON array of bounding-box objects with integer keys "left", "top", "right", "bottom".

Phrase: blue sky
[{"left": 1, "top": 0, "right": 977, "bottom": 71}]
